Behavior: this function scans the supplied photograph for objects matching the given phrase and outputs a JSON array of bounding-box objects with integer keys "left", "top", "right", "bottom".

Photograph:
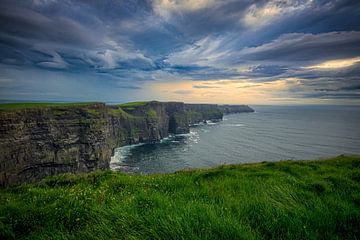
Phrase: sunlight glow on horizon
[{"left": 141, "top": 78, "right": 340, "bottom": 105}]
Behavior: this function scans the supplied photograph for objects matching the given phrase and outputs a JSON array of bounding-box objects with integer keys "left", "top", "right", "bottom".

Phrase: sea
[{"left": 110, "top": 105, "right": 360, "bottom": 174}]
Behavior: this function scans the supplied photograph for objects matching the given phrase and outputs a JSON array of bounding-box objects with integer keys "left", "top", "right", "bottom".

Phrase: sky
[{"left": 0, "top": 0, "right": 360, "bottom": 104}]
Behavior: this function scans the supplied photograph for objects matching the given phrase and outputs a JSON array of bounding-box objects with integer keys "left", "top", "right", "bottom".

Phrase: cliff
[
  {"left": 218, "top": 104, "right": 255, "bottom": 114},
  {"left": 0, "top": 101, "right": 253, "bottom": 186},
  {"left": 184, "top": 104, "right": 223, "bottom": 125},
  {"left": 0, "top": 103, "right": 113, "bottom": 187}
]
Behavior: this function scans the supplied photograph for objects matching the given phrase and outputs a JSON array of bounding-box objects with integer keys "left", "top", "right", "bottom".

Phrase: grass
[
  {"left": 0, "top": 102, "right": 101, "bottom": 111},
  {"left": 1, "top": 155, "right": 359, "bottom": 239},
  {"left": 118, "top": 101, "right": 148, "bottom": 109}
]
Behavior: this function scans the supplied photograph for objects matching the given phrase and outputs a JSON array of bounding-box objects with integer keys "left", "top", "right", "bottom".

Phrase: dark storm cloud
[
  {"left": 0, "top": 0, "right": 154, "bottom": 73},
  {"left": 338, "top": 85, "right": 360, "bottom": 91},
  {"left": 163, "top": 65, "right": 242, "bottom": 81},
  {"left": 0, "top": 0, "right": 360, "bottom": 102},
  {"left": 0, "top": 4, "right": 99, "bottom": 48},
  {"left": 244, "top": 65, "right": 290, "bottom": 77}
]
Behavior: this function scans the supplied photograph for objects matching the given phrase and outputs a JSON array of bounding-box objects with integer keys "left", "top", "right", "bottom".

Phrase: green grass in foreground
[
  {"left": 1, "top": 155, "right": 360, "bottom": 239},
  {"left": 0, "top": 102, "right": 101, "bottom": 111}
]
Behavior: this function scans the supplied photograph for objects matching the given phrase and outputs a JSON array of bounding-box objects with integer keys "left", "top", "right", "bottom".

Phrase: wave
[
  {"left": 176, "top": 131, "right": 197, "bottom": 137},
  {"left": 110, "top": 143, "right": 145, "bottom": 169},
  {"left": 223, "top": 123, "right": 245, "bottom": 127}
]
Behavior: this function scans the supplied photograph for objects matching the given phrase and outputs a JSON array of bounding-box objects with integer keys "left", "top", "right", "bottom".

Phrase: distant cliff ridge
[
  {"left": 218, "top": 105, "right": 254, "bottom": 114},
  {"left": 0, "top": 101, "right": 253, "bottom": 186}
]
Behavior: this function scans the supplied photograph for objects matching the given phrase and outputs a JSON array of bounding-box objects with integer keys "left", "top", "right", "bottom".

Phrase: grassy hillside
[{"left": 1, "top": 155, "right": 359, "bottom": 239}]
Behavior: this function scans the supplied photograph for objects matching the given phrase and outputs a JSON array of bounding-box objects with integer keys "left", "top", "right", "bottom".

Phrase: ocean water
[{"left": 110, "top": 105, "right": 360, "bottom": 174}]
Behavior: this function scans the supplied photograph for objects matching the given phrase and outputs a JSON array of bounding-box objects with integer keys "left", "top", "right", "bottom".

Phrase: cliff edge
[{"left": 0, "top": 101, "right": 253, "bottom": 186}]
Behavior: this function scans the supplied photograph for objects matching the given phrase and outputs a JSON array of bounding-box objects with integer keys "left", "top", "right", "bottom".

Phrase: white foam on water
[
  {"left": 110, "top": 143, "right": 144, "bottom": 170},
  {"left": 191, "top": 122, "right": 205, "bottom": 127},
  {"left": 205, "top": 120, "right": 218, "bottom": 125},
  {"left": 176, "top": 131, "right": 197, "bottom": 137},
  {"left": 175, "top": 133, "right": 191, "bottom": 137},
  {"left": 223, "top": 123, "right": 245, "bottom": 127},
  {"left": 160, "top": 137, "right": 170, "bottom": 143}
]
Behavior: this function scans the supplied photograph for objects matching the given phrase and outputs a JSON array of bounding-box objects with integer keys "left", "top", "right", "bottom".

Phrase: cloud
[
  {"left": 115, "top": 85, "right": 142, "bottom": 90},
  {"left": 237, "top": 84, "right": 262, "bottom": 89},
  {"left": 1, "top": 0, "right": 360, "bottom": 103},
  {"left": 165, "top": 36, "right": 230, "bottom": 67},
  {"left": 173, "top": 90, "right": 193, "bottom": 95},
  {"left": 193, "top": 85, "right": 219, "bottom": 89},
  {"left": 242, "top": 0, "right": 312, "bottom": 28},
  {"left": 302, "top": 92, "right": 360, "bottom": 99},
  {"left": 0, "top": 0, "right": 155, "bottom": 72},
  {"left": 242, "top": 65, "right": 290, "bottom": 77},
  {"left": 235, "top": 31, "right": 360, "bottom": 64},
  {"left": 338, "top": 84, "right": 360, "bottom": 91},
  {"left": 154, "top": 0, "right": 215, "bottom": 11},
  {"left": 0, "top": 4, "right": 101, "bottom": 48},
  {"left": 89, "top": 46, "right": 154, "bottom": 70},
  {"left": 33, "top": 47, "right": 68, "bottom": 69},
  {"left": 153, "top": 0, "right": 216, "bottom": 19},
  {"left": 166, "top": 31, "right": 360, "bottom": 74},
  {"left": 303, "top": 57, "right": 360, "bottom": 70},
  {"left": 0, "top": 78, "right": 13, "bottom": 84},
  {"left": 32, "top": 0, "right": 57, "bottom": 5}
]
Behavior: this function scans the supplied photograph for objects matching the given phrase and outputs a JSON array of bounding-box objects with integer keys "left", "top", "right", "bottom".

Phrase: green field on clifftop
[
  {"left": 0, "top": 102, "right": 101, "bottom": 111},
  {"left": 1, "top": 155, "right": 360, "bottom": 239},
  {"left": 118, "top": 101, "right": 148, "bottom": 110}
]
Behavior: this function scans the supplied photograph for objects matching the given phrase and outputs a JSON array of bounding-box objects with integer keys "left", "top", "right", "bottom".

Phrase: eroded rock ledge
[{"left": 0, "top": 101, "right": 253, "bottom": 186}]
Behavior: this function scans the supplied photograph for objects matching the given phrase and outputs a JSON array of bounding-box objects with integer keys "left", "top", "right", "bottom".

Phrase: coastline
[{"left": 0, "top": 101, "right": 253, "bottom": 186}]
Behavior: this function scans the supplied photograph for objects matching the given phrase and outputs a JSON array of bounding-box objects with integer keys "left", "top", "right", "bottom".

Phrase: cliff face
[
  {"left": 0, "top": 103, "right": 115, "bottom": 187},
  {"left": 0, "top": 101, "right": 253, "bottom": 186},
  {"left": 184, "top": 104, "right": 223, "bottom": 125}
]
